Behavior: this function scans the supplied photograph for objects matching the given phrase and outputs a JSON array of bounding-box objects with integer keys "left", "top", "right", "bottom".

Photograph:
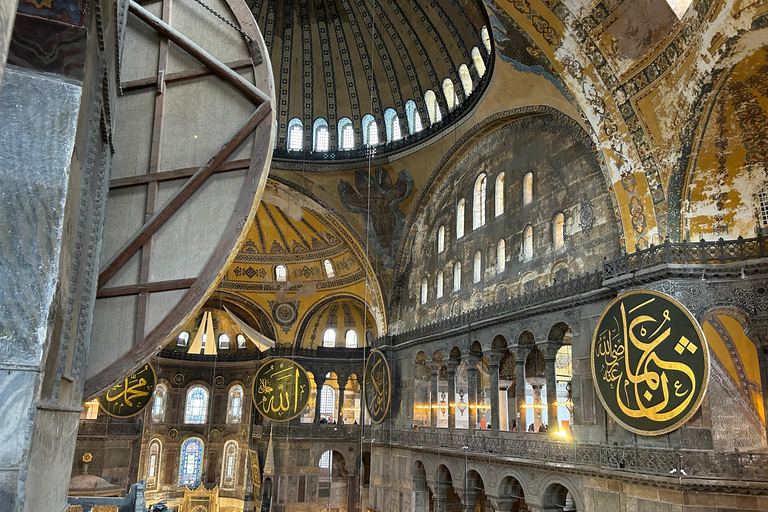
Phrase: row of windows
[
  {"left": 285, "top": 30, "right": 491, "bottom": 152},
  {"left": 421, "top": 217, "right": 565, "bottom": 304},
  {"left": 271, "top": 259, "right": 335, "bottom": 282},
  {"left": 176, "top": 330, "right": 247, "bottom": 350},
  {"left": 146, "top": 437, "right": 239, "bottom": 489},
  {"left": 321, "top": 328, "right": 358, "bottom": 348},
  {"left": 151, "top": 384, "right": 243, "bottom": 425},
  {"left": 446, "top": 172, "right": 534, "bottom": 247}
]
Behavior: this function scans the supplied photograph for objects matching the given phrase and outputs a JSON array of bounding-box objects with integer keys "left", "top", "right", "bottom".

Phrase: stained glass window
[
  {"left": 179, "top": 437, "right": 204, "bottom": 487},
  {"left": 151, "top": 384, "right": 167, "bottom": 423},
  {"left": 184, "top": 386, "right": 208, "bottom": 424},
  {"left": 148, "top": 440, "right": 161, "bottom": 487},
  {"left": 221, "top": 441, "right": 238, "bottom": 489},
  {"left": 227, "top": 385, "right": 243, "bottom": 424}
]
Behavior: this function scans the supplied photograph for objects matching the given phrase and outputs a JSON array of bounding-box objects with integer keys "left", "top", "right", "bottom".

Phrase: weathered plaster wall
[{"left": 394, "top": 114, "right": 620, "bottom": 332}]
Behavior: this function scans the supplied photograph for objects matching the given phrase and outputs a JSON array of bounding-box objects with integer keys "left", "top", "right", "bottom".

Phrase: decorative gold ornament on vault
[
  {"left": 253, "top": 358, "right": 310, "bottom": 422},
  {"left": 591, "top": 290, "right": 710, "bottom": 436},
  {"left": 363, "top": 349, "right": 391, "bottom": 424},
  {"left": 97, "top": 362, "right": 155, "bottom": 418}
]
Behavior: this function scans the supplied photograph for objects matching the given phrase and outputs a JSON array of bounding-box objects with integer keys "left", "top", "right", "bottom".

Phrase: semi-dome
[{"left": 247, "top": 0, "right": 493, "bottom": 162}]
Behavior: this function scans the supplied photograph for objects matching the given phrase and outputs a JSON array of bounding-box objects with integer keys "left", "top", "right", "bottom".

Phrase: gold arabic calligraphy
[
  {"left": 595, "top": 296, "right": 700, "bottom": 424},
  {"left": 98, "top": 364, "right": 155, "bottom": 417},
  {"left": 253, "top": 359, "right": 309, "bottom": 421}
]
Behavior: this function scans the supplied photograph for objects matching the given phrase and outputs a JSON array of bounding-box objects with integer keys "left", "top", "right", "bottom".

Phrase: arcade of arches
[{"left": 3, "top": 0, "right": 768, "bottom": 512}]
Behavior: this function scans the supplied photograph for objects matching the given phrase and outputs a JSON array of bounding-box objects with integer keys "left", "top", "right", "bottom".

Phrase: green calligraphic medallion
[
  {"left": 591, "top": 290, "right": 709, "bottom": 436},
  {"left": 363, "top": 349, "right": 391, "bottom": 424},
  {"left": 97, "top": 363, "right": 156, "bottom": 418},
  {"left": 253, "top": 358, "right": 310, "bottom": 422}
]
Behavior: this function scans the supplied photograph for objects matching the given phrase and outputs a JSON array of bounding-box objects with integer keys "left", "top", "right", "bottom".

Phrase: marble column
[
  {"left": 486, "top": 350, "right": 505, "bottom": 436},
  {"left": 512, "top": 347, "right": 528, "bottom": 432},
  {"left": 463, "top": 354, "right": 481, "bottom": 433},
  {"left": 541, "top": 342, "right": 560, "bottom": 434},
  {"left": 428, "top": 360, "right": 442, "bottom": 428},
  {"left": 314, "top": 373, "right": 326, "bottom": 424},
  {"left": 445, "top": 360, "right": 459, "bottom": 431},
  {"left": 337, "top": 375, "right": 348, "bottom": 424}
]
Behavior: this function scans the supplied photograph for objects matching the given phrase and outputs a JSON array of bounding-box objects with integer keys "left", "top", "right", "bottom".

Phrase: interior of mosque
[{"left": 2, "top": 0, "right": 768, "bottom": 511}]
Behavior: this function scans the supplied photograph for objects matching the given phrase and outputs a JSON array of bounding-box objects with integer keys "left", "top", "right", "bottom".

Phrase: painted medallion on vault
[
  {"left": 363, "top": 349, "right": 391, "bottom": 424},
  {"left": 591, "top": 290, "right": 709, "bottom": 436},
  {"left": 253, "top": 358, "right": 310, "bottom": 422}
]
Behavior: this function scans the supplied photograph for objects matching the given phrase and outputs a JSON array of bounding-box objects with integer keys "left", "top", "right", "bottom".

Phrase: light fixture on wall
[{"left": 440, "top": 392, "right": 447, "bottom": 415}]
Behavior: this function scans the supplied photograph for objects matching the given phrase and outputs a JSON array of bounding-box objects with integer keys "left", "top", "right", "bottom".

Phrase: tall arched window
[
  {"left": 227, "top": 384, "right": 244, "bottom": 424},
  {"left": 459, "top": 63, "right": 473, "bottom": 97},
  {"left": 442, "top": 78, "right": 456, "bottom": 112},
  {"left": 473, "top": 251, "right": 482, "bottom": 283},
  {"left": 287, "top": 118, "right": 303, "bottom": 151},
  {"left": 151, "top": 383, "right": 167, "bottom": 423},
  {"left": 147, "top": 439, "right": 161, "bottom": 487},
  {"left": 497, "top": 239, "right": 506, "bottom": 272},
  {"left": 523, "top": 224, "right": 534, "bottom": 261},
  {"left": 453, "top": 261, "right": 461, "bottom": 291},
  {"left": 437, "top": 225, "right": 445, "bottom": 253},
  {"left": 425, "top": 90, "right": 440, "bottom": 125},
  {"left": 275, "top": 264, "right": 287, "bottom": 282},
  {"left": 218, "top": 333, "right": 230, "bottom": 350},
  {"left": 523, "top": 172, "right": 533, "bottom": 205},
  {"left": 345, "top": 329, "right": 357, "bottom": 348},
  {"left": 323, "top": 329, "right": 336, "bottom": 348},
  {"left": 495, "top": 173, "right": 505, "bottom": 217},
  {"left": 421, "top": 278, "right": 428, "bottom": 304},
  {"left": 320, "top": 385, "right": 335, "bottom": 420},
  {"left": 323, "top": 259, "right": 335, "bottom": 278},
  {"left": 473, "top": 174, "right": 487, "bottom": 230},
  {"left": 436, "top": 271, "right": 444, "bottom": 298},
  {"left": 456, "top": 198, "right": 465, "bottom": 239},
  {"left": 179, "top": 437, "right": 204, "bottom": 487},
  {"left": 384, "top": 108, "right": 401, "bottom": 142},
  {"left": 221, "top": 441, "right": 238, "bottom": 489},
  {"left": 482, "top": 26, "right": 491, "bottom": 52},
  {"left": 313, "top": 118, "right": 329, "bottom": 152},
  {"left": 472, "top": 47, "right": 486, "bottom": 77},
  {"left": 405, "top": 100, "right": 423, "bottom": 134},
  {"left": 553, "top": 213, "right": 565, "bottom": 249},
  {"left": 184, "top": 385, "right": 209, "bottom": 424},
  {"left": 338, "top": 118, "right": 354, "bottom": 150},
  {"left": 362, "top": 114, "right": 378, "bottom": 146}
]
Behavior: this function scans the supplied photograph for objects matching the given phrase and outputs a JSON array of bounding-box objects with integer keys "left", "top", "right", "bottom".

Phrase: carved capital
[
  {"left": 427, "top": 360, "right": 443, "bottom": 375},
  {"left": 537, "top": 340, "right": 562, "bottom": 360},
  {"left": 511, "top": 345, "right": 530, "bottom": 361},
  {"left": 485, "top": 349, "right": 505, "bottom": 367},
  {"left": 444, "top": 359, "right": 460, "bottom": 373},
  {"left": 462, "top": 353, "right": 482, "bottom": 366}
]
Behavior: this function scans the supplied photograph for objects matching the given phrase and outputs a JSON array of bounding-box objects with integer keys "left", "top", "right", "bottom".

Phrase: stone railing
[
  {"left": 379, "top": 429, "right": 768, "bottom": 483},
  {"left": 252, "top": 423, "right": 367, "bottom": 440},
  {"left": 603, "top": 236, "right": 768, "bottom": 280},
  {"left": 263, "top": 346, "right": 367, "bottom": 360},
  {"left": 379, "top": 270, "right": 606, "bottom": 346},
  {"left": 78, "top": 420, "right": 142, "bottom": 437}
]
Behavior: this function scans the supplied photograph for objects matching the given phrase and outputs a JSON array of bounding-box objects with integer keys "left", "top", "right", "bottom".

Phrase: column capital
[
  {"left": 462, "top": 353, "right": 482, "bottom": 366},
  {"left": 427, "top": 360, "right": 443, "bottom": 374},
  {"left": 511, "top": 345, "right": 531, "bottom": 361},
  {"left": 485, "top": 349, "right": 505, "bottom": 366},
  {"left": 444, "top": 359, "right": 460, "bottom": 373},
  {"left": 537, "top": 340, "right": 562, "bottom": 360},
  {"left": 746, "top": 322, "right": 768, "bottom": 349}
]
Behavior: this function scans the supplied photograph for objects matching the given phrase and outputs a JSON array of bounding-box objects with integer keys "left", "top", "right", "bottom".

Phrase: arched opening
[
  {"left": 362, "top": 114, "right": 378, "bottom": 146},
  {"left": 453, "top": 261, "right": 462, "bottom": 291},
  {"left": 184, "top": 385, "right": 209, "bottom": 424},
  {"left": 437, "top": 465, "right": 462, "bottom": 512},
  {"left": 412, "top": 460, "right": 430, "bottom": 512},
  {"left": 473, "top": 251, "right": 482, "bottom": 283},
  {"left": 226, "top": 384, "right": 244, "bottom": 424},
  {"left": 473, "top": 174, "right": 487, "bottom": 229},
  {"left": 338, "top": 117, "right": 354, "bottom": 150},
  {"left": 221, "top": 440, "right": 238, "bottom": 489},
  {"left": 499, "top": 476, "right": 527, "bottom": 512},
  {"left": 472, "top": 47, "right": 486, "bottom": 77},
  {"left": 459, "top": 63, "right": 473, "bottom": 97},
  {"left": 437, "top": 225, "right": 445, "bottom": 253},
  {"left": 523, "top": 172, "right": 533, "bottom": 205},
  {"left": 553, "top": 212, "right": 565, "bottom": 249},
  {"left": 497, "top": 239, "right": 506, "bottom": 273},
  {"left": 151, "top": 383, "right": 167, "bottom": 423},
  {"left": 414, "top": 352, "right": 430, "bottom": 427},
  {"left": 495, "top": 172, "right": 505, "bottom": 217},
  {"left": 384, "top": 108, "right": 401, "bottom": 142},
  {"left": 442, "top": 78, "right": 456, "bottom": 112},
  {"left": 146, "top": 439, "right": 161, "bottom": 488},
  {"left": 179, "top": 437, "right": 204, "bottom": 487},
  {"left": 524, "top": 348, "right": 547, "bottom": 432},
  {"left": 523, "top": 225, "right": 533, "bottom": 262},
  {"left": 318, "top": 450, "right": 347, "bottom": 508},
  {"left": 466, "top": 470, "right": 487, "bottom": 512},
  {"left": 456, "top": 198, "right": 466, "bottom": 239},
  {"left": 405, "top": 100, "right": 423, "bottom": 134},
  {"left": 425, "top": 90, "right": 441, "bottom": 125},
  {"left": 287, "top": 118, "right": 303, "bottom": 151},
  {"left": 542, "top": 483, "right": 577, "bottom": 511},
  {"left": 313, "top": 118, "right": 329, "bottom": 152}
]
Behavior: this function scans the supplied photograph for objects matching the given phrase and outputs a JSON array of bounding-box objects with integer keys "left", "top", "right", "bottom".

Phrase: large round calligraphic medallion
[
  {"left": 591, "top": 290, "right": 709, "bottom": 436},
  {"left": 363, "top": 349, "right": 391, "bottom": 424},
  {"left": 97, "top": 362, "right": 156, "bottom": 418},
  {"left": 252, "top": 358, "right": 310, "bottom": 422}
]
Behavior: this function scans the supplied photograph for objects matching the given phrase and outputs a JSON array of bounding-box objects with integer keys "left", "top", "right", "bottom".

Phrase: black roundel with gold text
[
  {"left": 97, "top": 363, "right": 155, "bottom": 418},
  {"left": 591, "top": 290, "right": 709, "bottom": 436},
  {"left": 253, "top": 358, "right": 310, "bottom": 422},
  {"left": 363, "top": 349, "right": 391, "bottom": 424}
]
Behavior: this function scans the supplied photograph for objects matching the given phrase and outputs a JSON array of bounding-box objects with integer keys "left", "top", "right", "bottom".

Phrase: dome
[{"left": 248, "top": 0, "right": 493, "bottom": 162}]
